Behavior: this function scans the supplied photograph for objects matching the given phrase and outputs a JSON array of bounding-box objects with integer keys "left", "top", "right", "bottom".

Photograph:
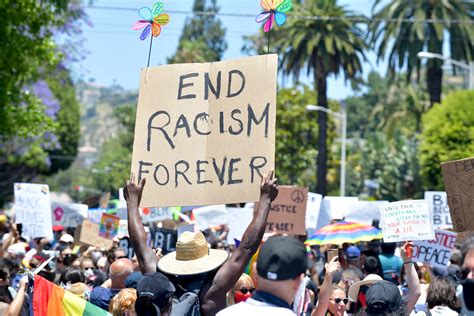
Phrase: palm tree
[
  {"left": 277, "top": 0, "right": 367, "bottom": 195},
  {"left": 369, "top": 0, "right": 473, "bottom": 106}
]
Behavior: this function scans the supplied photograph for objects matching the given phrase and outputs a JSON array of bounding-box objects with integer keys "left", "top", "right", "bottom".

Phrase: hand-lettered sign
[
  {"left": 78, "top": 220, "right": 113, "bottom": 249},
  {"left": 14, "top": 183, "right": 53, "bottom": 240},
  {"left": 441, "top": 157, "right": 474, "bottom": 232},
  {"left": 305, "top": 193, "right": 322, "bottom": 229},
  {"left": 262, "top": 186, "right": 308, "bottom": 235},
  {"left": 381, "top": 200, "right": 435, "bottom": 242},
  {"left": 151, "top": 228, "right": 178, "bottom": 255},
  {"left": 424, "top": 191, "right": 452, "bottom": 229},
  {"left": 412, "top": 229, "right": 456, "bottom": 268},
  {"left": 131, "top": 55, "right": 277, "bottom": 207}
]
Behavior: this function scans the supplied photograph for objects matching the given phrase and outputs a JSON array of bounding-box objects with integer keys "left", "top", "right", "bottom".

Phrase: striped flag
[{"left": 32, "top": 275, "right": 110, "bottom": 316}]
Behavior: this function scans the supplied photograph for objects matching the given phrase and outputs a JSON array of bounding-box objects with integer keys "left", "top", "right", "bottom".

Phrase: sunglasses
[
  {"left": 332, "top": 297, "right": 349, "bottom": 304},
  {"left": 237, "top": 288, "right": 255, "bottom": 295}
]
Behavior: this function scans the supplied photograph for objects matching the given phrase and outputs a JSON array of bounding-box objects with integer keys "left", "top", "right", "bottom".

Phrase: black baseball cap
[
  {"left": 257, "top": 236, "right": 307, "bottom": 281},
  {"left": 366, "top": 281, "right": 403, "bottom": 313},
  {"left": 135, "top": 272, "right": 175, "bottom": 316}
]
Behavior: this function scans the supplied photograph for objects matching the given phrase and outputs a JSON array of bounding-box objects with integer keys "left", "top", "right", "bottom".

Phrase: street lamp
[
  {"left": 417, "top": 51, "right": 474, "bottom": 89},
  {"left": 306, "top": 104, "right": 347, "bottom": 197}
]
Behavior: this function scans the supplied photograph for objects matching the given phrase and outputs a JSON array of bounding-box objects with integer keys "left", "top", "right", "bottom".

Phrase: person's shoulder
[
  {"left": 217, "top": 300, "right": 295, "bottom": 316},
  {"left": 90, "top": 286, "right": 111, "bottom": 298}
]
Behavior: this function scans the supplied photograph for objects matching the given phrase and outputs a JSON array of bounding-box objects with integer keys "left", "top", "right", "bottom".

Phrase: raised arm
[
  {"left": 124, "top": 174, "right": 157, "bottom": 274},
  {"left": 312, "top": 256, "right": 341, "bottom": 316},
  {"left": 200, "top": 171, "right": 278, "bottom": 316},
  {"left": 401, "top": 241, "right": 421, "bottom": 315}
]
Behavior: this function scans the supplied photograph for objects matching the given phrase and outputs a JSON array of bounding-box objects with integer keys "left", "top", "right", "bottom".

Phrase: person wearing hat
[
  {"left": 217, "top": 236, "right": 307, "bottom": 315},
  {"left": 365, "top": 280, "right": 405, "bottom": 315},
  {"left": 124, "top": 171, "right": 278, "bottom": 316},
  {"left": 134, "top": 272, "right": 176, "bottom": 316}
]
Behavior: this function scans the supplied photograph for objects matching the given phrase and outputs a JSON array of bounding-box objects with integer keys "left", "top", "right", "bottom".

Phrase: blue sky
[{"left": 80, "top": 0, "right": 388, "bottom": 100}]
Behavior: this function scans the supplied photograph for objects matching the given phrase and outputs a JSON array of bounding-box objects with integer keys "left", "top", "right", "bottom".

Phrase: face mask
[
  {"left": 462, "top": 278, "right": 474, "bottom": 311},
  {"left": 234, "top": 291, "right": 252, "bottom": 303},
  {"left": 84, "top": 268, "right": 95, "bottom": 278}
]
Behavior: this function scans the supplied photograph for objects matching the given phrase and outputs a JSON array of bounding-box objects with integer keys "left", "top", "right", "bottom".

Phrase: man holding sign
[{"left": 124, "top": 170, "right": 278, "bottom": 316}]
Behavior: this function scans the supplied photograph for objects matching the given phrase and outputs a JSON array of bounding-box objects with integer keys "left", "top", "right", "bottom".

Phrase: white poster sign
[
  {"left": 14, "top": 183, "right": 53, "bottom": 240},
  {"left": 344, "top": 201, "right": 388, "bottom": 226},
  {"left": 193, "top": 205, "right": 228, "bottom": 230},
  {"left": 323, "top": 196, "right": 359, "bottom": 220},
  {"left": 227, "top": 207, "right": 254, "bottom": 244},
  {"left": 140, "top": 207, "right": 175, "bottom": 223},
  {"left": 306, "top": 193, "right": 322, "bottom": 229},
  {"left": 381, "top": 200, "right": 435, "bottom": 242},
  {"left": 412, "top": 229, "right": 457, "bottom": 268},
  {"left": 51, "top": 202, "right": 88, "bottom": 228},
  {"left": 424, "top": 191, "right": 452, "bottom": 229}
]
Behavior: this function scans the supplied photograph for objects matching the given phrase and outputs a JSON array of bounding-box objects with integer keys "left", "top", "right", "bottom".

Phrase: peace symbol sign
[{"left": 291, "top": 189, "right": 305, "bottom": 204}]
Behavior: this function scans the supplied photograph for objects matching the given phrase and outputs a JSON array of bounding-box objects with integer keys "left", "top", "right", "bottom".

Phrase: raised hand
[
  {"left": 124, "top": 172, "right": 146, "bottom": 206},
  {"left": 260, "top": 170, "right": 278, "bottom": 202},
  {"left": 325, "top": 255, "right": 342, "bottom": 276},
  {"left": 401, "top": 241, "right": 413, "bottom": 262}
]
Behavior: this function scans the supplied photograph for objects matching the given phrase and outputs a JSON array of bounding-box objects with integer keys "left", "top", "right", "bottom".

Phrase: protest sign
[
  {"left": 14, "top": 183, "right": 53, "bottom": 240},
  {"left": 151, "top": 228, "right": 178, "bottom": 254},
  {"left": 88, "top": 208, "right": 105, "bottom": 224},
  {"left": 263, "top": 186, "right": 308, "bottom": 235},
  {"left": 117, "top": 220, "right": 129, "bottom": 238},
  {"left": 323, "top": 197, "right": 359, "bottom": 220},
  {"left": 380, "top": 200, "right": 435, "bottom": 242},
  {"left": 344, "top": 201, "right": 388, "bottom": 226},
  {"left": 424, "top": 191, "right": 452, "bottom": 229},
  {"left": 118, "top": 236, "right": 135, "bottom": 259},
  {"left": 99, "top": 213, "right": 120, "bottom": 238},
  {"left": 412, "top": 229, "right": 457, "bottom": 268},
  {"left": 227, "top": 207, "right": 254, "bottom": 244},
  {"left": 441, "top": 157, "right": 474, "bottom": 232},
  {"left": 78, "top": 220, "right": 113, "bottom": 249},
  {"left": 193, "top": 205, "right": 228, "bottom": 230},
  {"left": 51, "top": 202, "right": 88, "bottom": 228},
  {"left": 140, "top": 207, "right": 175, "bottom": 223},
  {"left": 306, "top": 193, "right": 322, "bottom": 229},
  {"left": 131, "top": 54, "right": 278, "bottom": 207}
]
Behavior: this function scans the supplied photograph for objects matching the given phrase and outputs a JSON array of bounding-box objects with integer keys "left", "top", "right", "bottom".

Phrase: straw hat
[
  {"left": 158, "top": 231, "right": 229, "bottom": 276},
  {"left": 348, "top": 274, "right": 383, "bottom": 302}
]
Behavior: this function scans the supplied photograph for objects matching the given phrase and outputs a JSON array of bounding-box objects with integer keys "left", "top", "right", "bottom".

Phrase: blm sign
[{"left": 131, "top": 55, "right": 277, "bottom": 207}]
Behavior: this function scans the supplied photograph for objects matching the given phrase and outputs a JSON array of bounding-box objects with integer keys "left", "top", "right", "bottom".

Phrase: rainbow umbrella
[{"left": 305, "top": 221, "right": 382, "bottom": 246}]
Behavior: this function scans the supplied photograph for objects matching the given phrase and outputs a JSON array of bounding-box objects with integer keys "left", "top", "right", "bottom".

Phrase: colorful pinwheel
[
  {"left": 132, "top": 2, "right": 170, "bottom": 40},
  {"left": 256, "top": 0, "right": 292, "bottom": 32}
]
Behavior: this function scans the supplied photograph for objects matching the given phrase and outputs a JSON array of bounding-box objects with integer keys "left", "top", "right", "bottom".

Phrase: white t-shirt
[{"left": 217, "top": 298, "right": 296, "bottom": 316}]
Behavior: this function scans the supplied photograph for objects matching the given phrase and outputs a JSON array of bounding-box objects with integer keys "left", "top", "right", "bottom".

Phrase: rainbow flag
[
  {"left": 32, "top": 275, "right": 110, "bottom": 316},
  {"left": 305, "top": 221, "right": 382, "bottom": 246}
]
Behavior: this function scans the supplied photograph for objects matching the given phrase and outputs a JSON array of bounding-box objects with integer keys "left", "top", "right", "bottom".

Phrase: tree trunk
[
  {"left": 315, "top": 61, "right": 328, "bottom": 196},
  {"left": 427, "top": 61, "right": 442, "bottom": 106}
]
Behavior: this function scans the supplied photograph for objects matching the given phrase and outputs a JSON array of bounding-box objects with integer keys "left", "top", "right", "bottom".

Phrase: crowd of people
[{"left": 0, "top": 172, "right": 473, "bottom": 316}]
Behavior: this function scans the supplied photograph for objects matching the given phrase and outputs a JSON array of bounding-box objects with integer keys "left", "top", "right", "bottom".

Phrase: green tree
[
  {"left": 276, "top": 0, "right": 367, "bottom": 195},
  {"left": 369, "top": 0, "right": 474, "bottom": 106},
  {"left": 419, "top": 90, "right": 474, "bottom": 190},
  {"left": 168, "top": 0, "right": 227, "bottom": 63}
]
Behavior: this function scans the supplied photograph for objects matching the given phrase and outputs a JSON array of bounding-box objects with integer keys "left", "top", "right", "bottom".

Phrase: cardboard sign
[
  {"left": 381, "top": 200, "right": 435, "bottom": 242},
  {"left": 51, "top": 202, "right": 88, "bottom": 228},
  {"left": 14, "top": 183, "right": 53, "bottom": 240},
  {"left": 441, "top": 157, "right": 474, "bottom": 232},
  {"left": 78, "top": 220, "right": 113, "bottom": 249},
  {"left": 99, "top": 213, "right": 120, "bottom": 238},
  {"left": 151, "top": 228, "right": 178, "bottom": 254},
  {"left": 227, "top": 207, "right": 254, "bottom": 244},
  {"left": 264, "top": 186, "right": 308, "bottom": 235},
  {"left": 140, "top": 207, "right": 175, "bottom": 223},
  {"left": 193, "top": 205, "right": 228, "bottom": 230},
  {"left": 131, "top": 54, "right": 278, "bottom": 207},
  {"left": 306, "top": 193, "right": 322, "bottom": 229},
  {"left": 413, "top": 230, "right": 457, "bottom": 268},
  {"left": 424, "top": 191, "right": 452, "bottom": 229}
]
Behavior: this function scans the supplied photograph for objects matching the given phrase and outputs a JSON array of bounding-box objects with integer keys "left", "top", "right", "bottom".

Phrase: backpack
[{"left": 169, "top": 288, "right": 201, "bottom": 316}]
